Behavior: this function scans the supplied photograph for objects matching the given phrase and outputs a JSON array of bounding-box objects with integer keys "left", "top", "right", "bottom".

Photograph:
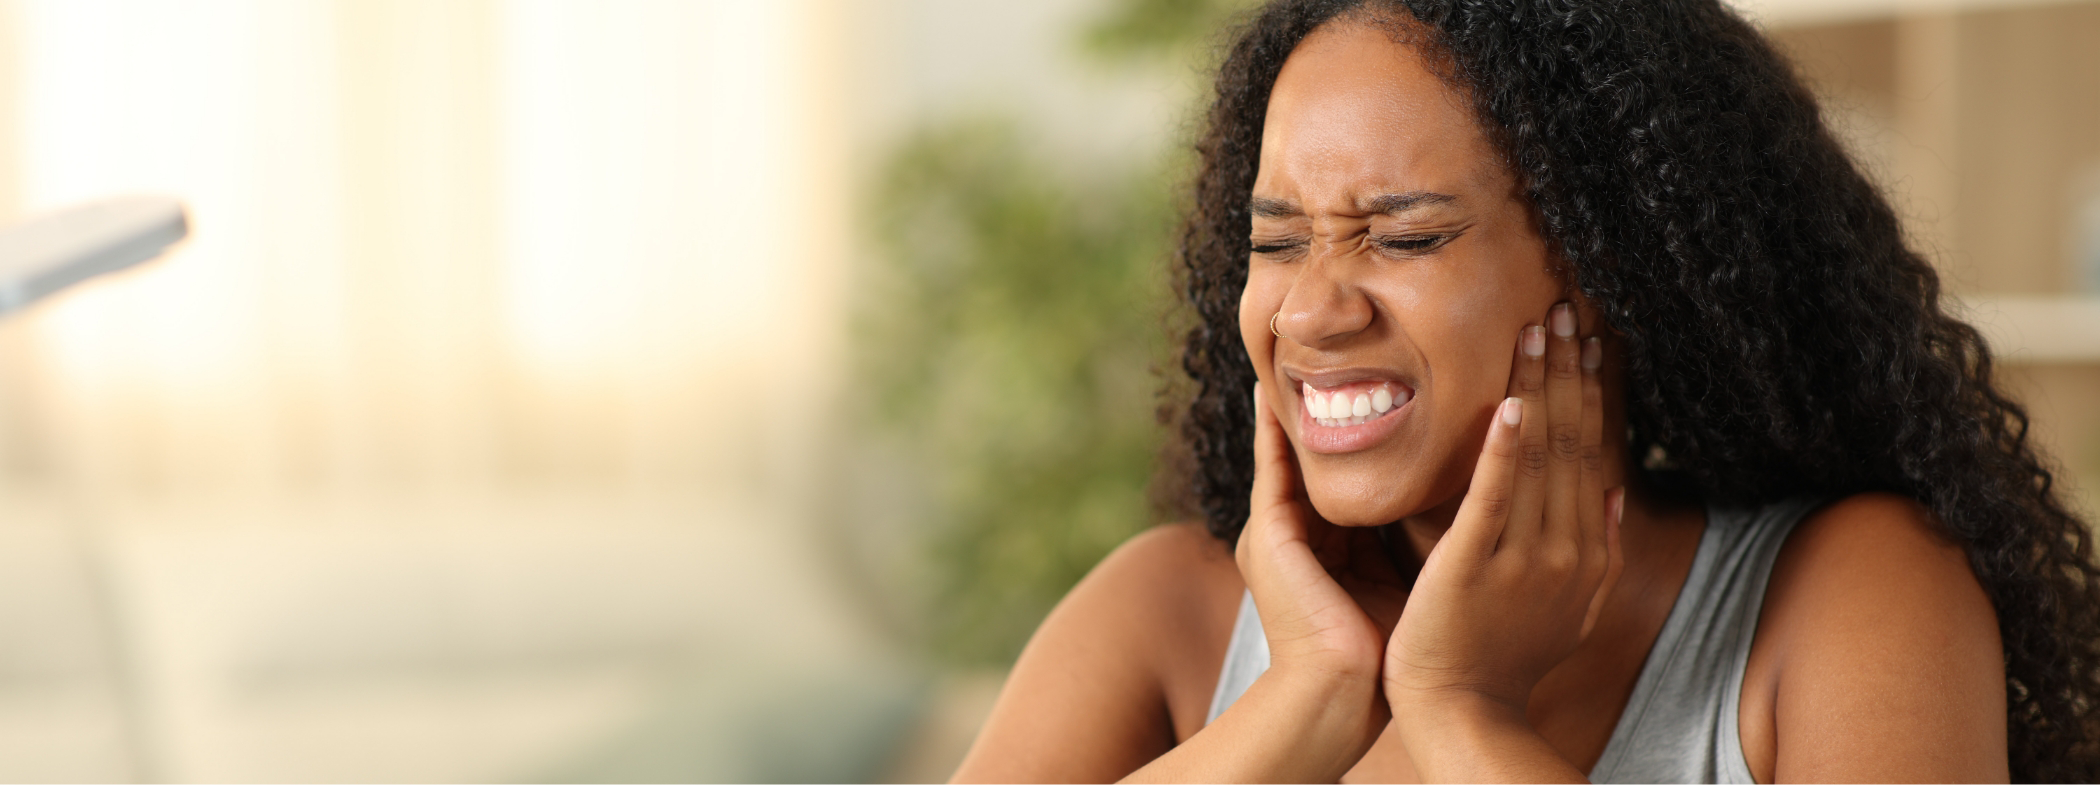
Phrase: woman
[{"left": 952, "top": 0, "right": 2100, "bottom": 781}]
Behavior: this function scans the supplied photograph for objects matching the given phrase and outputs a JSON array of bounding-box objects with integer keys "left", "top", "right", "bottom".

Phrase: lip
[{"left": 1283, "top": 365, "right": 1416, "bottom": 454}]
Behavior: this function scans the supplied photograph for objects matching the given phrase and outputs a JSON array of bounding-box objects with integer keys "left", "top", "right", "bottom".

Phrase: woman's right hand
[
  {"left": 1236, "top": 384, "right": 1409, "bottom": 743},
  {"left": 1122, "top": 383, "right": 1405, "bottom": 783}
]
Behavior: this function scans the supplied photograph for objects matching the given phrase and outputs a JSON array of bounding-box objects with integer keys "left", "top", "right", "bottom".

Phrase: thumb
[
  {"left": 1249, "top": 382, "right": 1299, "bottom": 512},
  {"left": 1238, "top": 382, "right": 1305, "bottom": 567}
]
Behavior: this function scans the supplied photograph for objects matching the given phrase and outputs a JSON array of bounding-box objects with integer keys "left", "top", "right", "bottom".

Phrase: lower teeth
[{"left": 1318, "top": 414, "right": 1379, "bottom": 427}]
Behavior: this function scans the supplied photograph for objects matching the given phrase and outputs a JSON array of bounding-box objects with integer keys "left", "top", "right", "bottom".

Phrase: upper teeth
[{"left": 1301, "top": 382, "right": 1409, "bottom": 427}]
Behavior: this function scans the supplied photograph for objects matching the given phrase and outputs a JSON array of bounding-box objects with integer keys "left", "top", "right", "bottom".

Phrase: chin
[
  {"left": 1300, "top": 468, "right": 1433, "bottom": 526},
  {"left": 1296, "top": 440, "right": 1476, "bottom": 526}
]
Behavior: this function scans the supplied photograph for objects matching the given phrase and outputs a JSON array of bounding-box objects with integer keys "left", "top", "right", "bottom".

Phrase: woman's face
[{"left": 1240, "top": 18, "right": 1568, "bottom": 526}]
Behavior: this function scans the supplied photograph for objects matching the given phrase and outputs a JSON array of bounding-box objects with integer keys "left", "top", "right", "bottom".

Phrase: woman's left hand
[{"left": 1383, "top": 301, "right": 1625, "bottom": 780}]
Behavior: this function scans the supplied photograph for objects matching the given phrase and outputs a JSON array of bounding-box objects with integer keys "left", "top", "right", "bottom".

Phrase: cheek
[
  {"left": 1407, "top": 246, "right": 1560, "bottom": 415},
  {"left": 1416, "top": 314, "right": 1518, "bottom": 426}
]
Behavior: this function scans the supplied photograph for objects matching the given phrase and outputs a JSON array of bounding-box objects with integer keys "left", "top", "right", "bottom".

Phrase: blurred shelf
[{"left": 1956, "top": 295, "right": 2100, "bottom": 364}]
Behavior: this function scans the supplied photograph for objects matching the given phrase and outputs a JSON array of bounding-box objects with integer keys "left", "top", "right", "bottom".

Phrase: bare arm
[
  {"left": 1123, "top": 662, "right": 1385, "bottom": 783},
  {"left": 957, "top": 560, "right": 1381, "bottom": 784},
  {"left": 949, "top": 524, "right": 1238, "bottom": 783},
  {"left": 1748, "top": 493, "right": 2008, "bottom": 783}
]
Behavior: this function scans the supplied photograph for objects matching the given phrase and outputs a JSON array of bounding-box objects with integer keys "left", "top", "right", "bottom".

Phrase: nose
[{"left": 1272, "top": 253, "right": 1373, "bottom": 348}]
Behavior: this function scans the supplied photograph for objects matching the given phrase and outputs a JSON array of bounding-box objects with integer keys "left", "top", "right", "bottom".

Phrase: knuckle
[
  {"left": 1547, "top": 354, "right": 1580, "bottom": 380},
  {"left": 1580, "top": 443, "right": 1604, "bottom": 472},
  {"left": 1519, "top": 441, "right": 1550, "bottom": 476},
  {"left": 1548, "top": 423, "right": 1581, "bottom": 458},
  {"left": 1515, "top": 372, "right": 1545, "bottom": 394},
  {"left": 1473, "top": 493, "right": 1511, "bottom": 520},
  {"left": 1543, "top": 546, "right": 1579, "bottom": 574}
]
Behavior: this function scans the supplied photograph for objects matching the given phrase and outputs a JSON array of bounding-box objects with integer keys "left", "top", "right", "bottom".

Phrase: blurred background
[{"left": 0, "top": 0, "right": 2092, "bottom": 781}]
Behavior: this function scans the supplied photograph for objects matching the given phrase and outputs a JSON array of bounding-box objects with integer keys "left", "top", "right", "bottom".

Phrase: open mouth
[{"left": 1300, "top": 380, "right": 1412, "bottom": 428}]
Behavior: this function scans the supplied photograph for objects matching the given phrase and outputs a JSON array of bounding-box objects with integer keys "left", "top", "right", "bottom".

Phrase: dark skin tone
[{"left": 953, "top": 18, "right": 2007, "bottom": 783}]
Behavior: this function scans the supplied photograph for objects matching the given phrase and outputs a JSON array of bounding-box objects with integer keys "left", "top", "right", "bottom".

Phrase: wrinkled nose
[{"left": 1272, "top": 253, "right": 1373, "bottom": 348}]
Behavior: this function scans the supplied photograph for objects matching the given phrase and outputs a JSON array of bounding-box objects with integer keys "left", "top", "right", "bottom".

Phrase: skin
[{"left": 952, "top": 17, "right": 2007, "bottom": 784}]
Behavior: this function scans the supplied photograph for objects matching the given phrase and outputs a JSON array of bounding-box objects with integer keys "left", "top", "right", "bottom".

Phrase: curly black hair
[{"left": 1169, "top": 0, "right": 2100, "bottom": 779}]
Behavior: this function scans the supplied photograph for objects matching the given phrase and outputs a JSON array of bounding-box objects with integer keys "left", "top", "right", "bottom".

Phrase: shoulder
[
  {"left": 1740, "top": 492, "right": 2007, "bottom": 782},
  {"left": 1078, "top": 522, "right": 1245, "bottom": 621},
  {"left": 1763, "top": 492, "right": 1992, "bottom": 626},
  {"left": 950, "top": 523, "right": 1245, "bottom": 782},
  {"left": 1052, "top": 522, "right": 1248, "bottom": 717}
]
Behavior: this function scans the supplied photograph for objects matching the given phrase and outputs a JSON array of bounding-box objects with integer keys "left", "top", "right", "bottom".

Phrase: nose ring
[{"left": 1270, "top": 313, "right": 1282, "bottom": 338}]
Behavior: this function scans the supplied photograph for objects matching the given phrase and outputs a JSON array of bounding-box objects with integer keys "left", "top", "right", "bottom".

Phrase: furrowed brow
[
  {"left": 1248, "top": 197, "right": 1299, "bottom": 218},
  {"left": 1361, "top": 191, "right": 1458, "bottom": 214}
]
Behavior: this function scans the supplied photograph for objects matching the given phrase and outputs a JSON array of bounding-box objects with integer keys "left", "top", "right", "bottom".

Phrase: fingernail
[
  {"left": 1551, "top": 303, "right": 1576, "bottom": 338},
  {"left": 1523, "top": 325, "right": 1545, "bottom": 358},
  {"left": 1501, "top": 396, "right": 1522, "bottom": 426},
  {"left": 1582, "top": 337, "right": 1602, "bottom": 371}
]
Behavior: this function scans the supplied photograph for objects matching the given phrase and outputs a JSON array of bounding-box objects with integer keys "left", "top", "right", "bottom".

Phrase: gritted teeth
[{"left": 1299, "top": 380, "right": 1411, "bottom": 428}]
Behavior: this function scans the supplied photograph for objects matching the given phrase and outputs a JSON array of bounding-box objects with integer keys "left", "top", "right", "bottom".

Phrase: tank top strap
[
  {"left": 1586, "top": 496, "right": 1821, "bottom": 783},
  {"left": 1205, "top": 590, "right": 1268, "bottom": 723}
]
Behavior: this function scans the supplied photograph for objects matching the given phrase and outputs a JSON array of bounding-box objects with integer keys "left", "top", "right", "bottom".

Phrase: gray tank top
[{"left": 1203, "top": 497, "right": 1822, "bottom": 783}]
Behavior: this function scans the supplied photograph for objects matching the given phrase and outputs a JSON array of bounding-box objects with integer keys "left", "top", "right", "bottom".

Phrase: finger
[
  {"left": 1581, "top": 487, "right": 1627, "bottom": 640},
  {"left": 1445, "top": 396, "right": 1524, "bottom": 561},
  {"left": 1578, "top": 336, "right": 1608, "bottom": 556},
  {"left": 1238, "top": 384, "right": 1370, "bottom": 642},
  {"left": 1543, "top": 302, "right": 1584, "bottom": 543},
  {"left": 1238, "top": 382, "right": 1302, "bottom": 567},
  {"left": 1239, "top": 383, "right": 1336, "bottom": 598},
  {"left": 1501, "top": 321, "right": 1550, "bottom": 547},
  {"left": 1249, "top": 382, "right": 1298, "bottom": 513}
]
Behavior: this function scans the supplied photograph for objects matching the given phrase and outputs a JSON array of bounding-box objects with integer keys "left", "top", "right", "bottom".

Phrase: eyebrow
[
  {"left": 1363, "top": 191, "right": 1457, "bottom": 213},
  {"left": 1248, "top": 191, "right": 1459, "bottom": 218}
]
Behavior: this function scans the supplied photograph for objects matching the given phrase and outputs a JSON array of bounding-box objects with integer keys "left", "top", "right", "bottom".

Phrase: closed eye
[
  {"left": 1249, "top": 240, "right": 1305, "bottom": 256},
  {"left": 1375, "top": 234, "right": 1450, "bottom": 254}
]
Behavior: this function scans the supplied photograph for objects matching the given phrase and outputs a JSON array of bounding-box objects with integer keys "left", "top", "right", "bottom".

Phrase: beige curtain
[
  {"left": 0, "top": 2, "right": 880, "bottom": 781},
  {"left": 0, "top": 0, "right": 847, "bottom": 507}
]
